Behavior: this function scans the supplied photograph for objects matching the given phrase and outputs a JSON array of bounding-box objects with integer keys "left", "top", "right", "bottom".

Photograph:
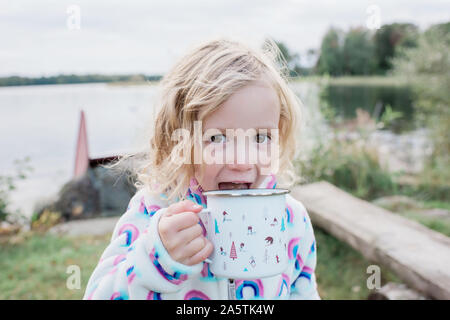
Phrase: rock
[
  {"left": 90, "top": 166, "right": 136, "bottom": 217},
  {"left": 33, "top": 165, "right": 136, "bottom": 224},
  {"left": 54, "top": 170, "right": 101, "bottom": 221}
]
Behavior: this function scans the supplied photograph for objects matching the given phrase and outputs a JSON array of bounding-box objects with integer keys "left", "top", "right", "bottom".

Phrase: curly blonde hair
[{"left": 114, "top": 37, "right": 304, "bottom": 203}]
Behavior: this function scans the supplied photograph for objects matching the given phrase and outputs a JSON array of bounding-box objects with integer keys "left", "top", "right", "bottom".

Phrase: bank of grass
[
  {"left": 0, "top": 232, "right": 110, "bottom": 299},
  {"left": 375, "top": 198, "right": 450, "bottom": 237},
  {"left": 292, "top": 75, "right": 409, "bottom": 87},
  {"left": 314, "top": 227, "right": 401, "bottom": 300},
  {"left": 399, "top": 211, "right": 450, "bottom": 237},
  {"left": 0, "top": 229, "right": 401, "bottom": 300}
]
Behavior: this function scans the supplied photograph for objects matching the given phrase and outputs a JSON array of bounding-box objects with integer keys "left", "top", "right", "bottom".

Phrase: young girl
[{"left": 83, "top": 37, "right": 320, "bottom": 300}]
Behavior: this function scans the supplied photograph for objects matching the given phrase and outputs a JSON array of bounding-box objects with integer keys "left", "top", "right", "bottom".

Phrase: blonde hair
[{"left": 114, "top": 37, "right": 303, "bottom": 202}]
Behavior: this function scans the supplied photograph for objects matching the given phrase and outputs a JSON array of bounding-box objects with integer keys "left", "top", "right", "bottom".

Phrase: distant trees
[
  {"left": 343, "top": 27, "right": 377, "bottom": 75},
  {"left": 265, "top": 22, "right": 436, "bottom": 77},
  {"left": 316, "top": 28, "right": 344, "bottom": 76},
  {"left": 0, "top": 74, "right": 162, "bottom": 87},
  {"left": 315, "top": 23, "right": 420, "bottom": 76},
  {"left": 374, "top": 23, "right": 419, "bottom": 72}
]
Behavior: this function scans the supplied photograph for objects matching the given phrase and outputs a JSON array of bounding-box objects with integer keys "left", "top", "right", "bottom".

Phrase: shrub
[
  {"left": 296, "top": 133, "right": 397, "bottom": 200},
  {"left": 0, "top": 157, "right": 33, "bottom": 224},
  {"left": 392, "top": 22, "right": 450, "bottom": 192}
]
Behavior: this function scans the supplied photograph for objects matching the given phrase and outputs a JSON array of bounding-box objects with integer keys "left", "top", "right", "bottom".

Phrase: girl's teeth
[{"left": 218, "top": 182, "right": 250, "bottom": 190}]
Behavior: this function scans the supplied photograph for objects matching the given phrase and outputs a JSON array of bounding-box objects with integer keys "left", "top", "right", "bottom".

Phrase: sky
[{"left": 1, "top": 0, "right": 449, "bottom": 77}]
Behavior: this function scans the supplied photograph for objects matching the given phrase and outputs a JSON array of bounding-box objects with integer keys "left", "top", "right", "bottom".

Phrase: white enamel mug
[{"left": 198, "top": 188, "right": 290, "bottom": 279}]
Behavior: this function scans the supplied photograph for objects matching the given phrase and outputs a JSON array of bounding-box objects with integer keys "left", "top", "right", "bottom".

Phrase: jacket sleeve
[
  {"left": 83, "top": 190, "right": 203, "bottom": 300},
  {"left": 288, "top": 198, "right": 321, "bottom": 300}
]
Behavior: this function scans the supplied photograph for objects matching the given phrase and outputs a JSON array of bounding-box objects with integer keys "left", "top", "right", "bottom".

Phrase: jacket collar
[{"left": 185, "top": 173, "right": 278, "bottom": 207}]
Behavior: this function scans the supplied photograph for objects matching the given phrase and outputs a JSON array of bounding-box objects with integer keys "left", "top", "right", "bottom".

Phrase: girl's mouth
[{"left": 218, "top": 182, "right": 251, "bottom": 190}]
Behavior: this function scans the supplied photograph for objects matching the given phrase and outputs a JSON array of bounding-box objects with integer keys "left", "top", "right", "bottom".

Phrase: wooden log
[
  {"left": 368, "top": 282, "right": 427, "bottom": 300},
  {"left": 291, "top": 181, "right": 450, "bottom": 300}
]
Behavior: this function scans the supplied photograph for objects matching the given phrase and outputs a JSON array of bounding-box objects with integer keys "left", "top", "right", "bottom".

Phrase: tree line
[
  {"left": 0, "top": 74, "right": 162, "bottom": 87},
  {"left": 274, "top": 22, "right": 449, "bottom": 77}
]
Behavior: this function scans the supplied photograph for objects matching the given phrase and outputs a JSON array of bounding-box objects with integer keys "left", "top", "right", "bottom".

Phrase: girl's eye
[
  {"left": 210, "top": 134, "right": 226, "bottom": 143},
  {"left": 255, "top": 133, "right": 271, "bottom": 144}
]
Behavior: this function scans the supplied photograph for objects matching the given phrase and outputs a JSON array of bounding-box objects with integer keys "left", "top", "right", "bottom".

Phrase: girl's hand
[{"left": 158, "top": 200, "right": 214, "bottom": 266}]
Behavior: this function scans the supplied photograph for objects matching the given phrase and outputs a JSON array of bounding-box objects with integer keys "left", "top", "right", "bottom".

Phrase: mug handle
[
  {"left": 199, "top": 208, "right": 210, "bottom": 216},
  {"left": 198, "top": 208, "right": 213, "bottom": 264}
]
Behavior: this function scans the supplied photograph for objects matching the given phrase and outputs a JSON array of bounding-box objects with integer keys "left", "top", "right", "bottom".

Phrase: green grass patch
[
  {"left": 314, "top": 227, "right": 401, "bottom": 300},
  {"left": 372, "top": 196, "right": 450, "bottom": 237},
  {"left": 422, "top": 200, "right": 450, "bottom": 211},
  {"left": 394, "top": 211, "right": 450, "bottom": 237},
  {"left": 0, "top": 232, "right": 110, "bottom": 299}
]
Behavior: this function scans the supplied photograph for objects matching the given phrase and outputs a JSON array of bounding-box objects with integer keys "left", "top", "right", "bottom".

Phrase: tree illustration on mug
[
  {"left": 280, "top": 218, "right": 286, "bottom": 232},
  {"left": 230, "top": 241, "right": 237, "bottom": 260},
  {"left": 215, "top": 219, "right": 220, "bottom": 234}
]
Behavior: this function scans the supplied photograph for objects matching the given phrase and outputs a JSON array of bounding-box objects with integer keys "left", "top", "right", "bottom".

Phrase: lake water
[
  {"left": 322, "top": 83, "right": 415, "bottom": 132},
  {"left": 0, "top": 83, "right": 159, "bottom": 218}
]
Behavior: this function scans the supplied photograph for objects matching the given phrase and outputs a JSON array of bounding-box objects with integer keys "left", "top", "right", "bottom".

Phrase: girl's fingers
[
  {"left": 164, "top": 200, "right": 202, "bottom": 217},
  {"left": 183, "top": 238, "right": 214, "bottom": 266},
  {"left": 184, "top": 236, "right": 207, "bottom": 258},
  {"left": 158, "top": 200, "right": 209, "bottom": 265},
  {"left": 159, "top": 211, "right": 200, "bottom": 241},
  {"left": 166, "top": 211, "right": 200, "bottom": 232},
  {"left": 174, "top": 236, "right": 206, "bottom": 264},
  {"left": 176, "top": 223, "right": 204, "bottom": 245}
]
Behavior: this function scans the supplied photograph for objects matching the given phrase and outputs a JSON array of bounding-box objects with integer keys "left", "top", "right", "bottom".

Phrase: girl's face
[{"left": 194, "top": 78, "right": 280, "bottom": 191}]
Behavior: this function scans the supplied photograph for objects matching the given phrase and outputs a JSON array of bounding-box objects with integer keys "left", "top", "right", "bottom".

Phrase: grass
[
  {"left": 291, "top": 75, "right": 409, "bottom": 87},
  {"left": 0, "top": 228, "right": 403, "bottom": 300},
  {"left": 314, "top": 227, "right": 401, "bottom": 300},
  {"left": 422, "top": 200, "right": 450, "bottom": 211},
  {"left": 0, "top": 232, "right": 111, "bottom": 299},
  {"left": 381, "top": 200, "right": 450, "bottom": 237},
  {"left": 400, "top": 212, "right": 450, "bottom": 237}
]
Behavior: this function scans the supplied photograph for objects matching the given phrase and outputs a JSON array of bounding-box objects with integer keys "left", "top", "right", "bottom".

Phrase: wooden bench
[{"left": 291, "top": 181, "right": 450, "bottom": 300}]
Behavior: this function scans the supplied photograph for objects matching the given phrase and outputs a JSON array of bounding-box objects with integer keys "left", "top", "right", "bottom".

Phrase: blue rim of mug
[{"left": 203, "top": 188, "right": 290, "bottom": 197}]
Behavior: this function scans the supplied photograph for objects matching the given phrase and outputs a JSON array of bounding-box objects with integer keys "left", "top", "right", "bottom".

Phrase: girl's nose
[{"left": 225, "top": 138, "right": 256, "bottom": 170}]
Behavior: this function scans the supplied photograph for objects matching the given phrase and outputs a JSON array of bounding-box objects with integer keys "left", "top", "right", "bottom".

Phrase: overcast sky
[{"left": 1, "top": 0, "right": 449, "bottom": 77}]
